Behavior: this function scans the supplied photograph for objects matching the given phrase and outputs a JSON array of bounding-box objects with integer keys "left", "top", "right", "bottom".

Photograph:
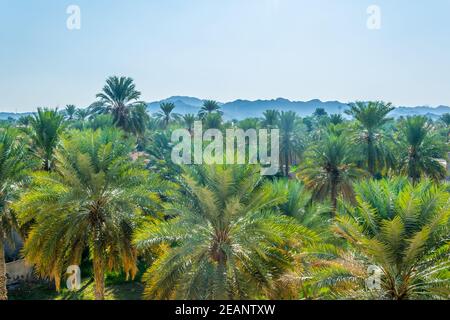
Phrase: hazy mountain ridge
[
  {"left": 147, "top": 96, "right": 450, "bottom": 120},
  {"left": 2, "top": 98, "right": 450, "bottom": 120}
]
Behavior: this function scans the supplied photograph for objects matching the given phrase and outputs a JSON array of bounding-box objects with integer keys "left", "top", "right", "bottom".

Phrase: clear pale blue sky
[{"left": 1, "top": 0, "right": 450, "bottom": 112}]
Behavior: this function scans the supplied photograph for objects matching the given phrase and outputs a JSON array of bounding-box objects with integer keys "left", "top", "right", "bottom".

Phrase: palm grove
[{"left": 0, "top": 76, "right": 449, "bottom": 300}]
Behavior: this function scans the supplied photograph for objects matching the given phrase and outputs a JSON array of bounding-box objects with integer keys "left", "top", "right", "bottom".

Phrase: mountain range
[
  {"left": 2, "top": 97, "right": 450, "bottom": 120},
  {"left": 148, "top": 96, "right": 450, "bottom": 120}
]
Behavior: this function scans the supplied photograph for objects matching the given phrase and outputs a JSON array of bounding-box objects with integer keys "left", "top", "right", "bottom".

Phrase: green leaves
[
  {"left": 14, "top": 128, "right": 163, "bottom": 294},
  {"left": 324, "top": 179, "right": 450, "bottom": 299},
  {"left": 135, "top": 165, "right": 319, "bottom": 300}
]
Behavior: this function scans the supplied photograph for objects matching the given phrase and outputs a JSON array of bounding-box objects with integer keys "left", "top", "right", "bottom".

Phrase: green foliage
[
  {"left": 313, "top": 179, "right": 450, "bottom": 300},
  {"left": 26, "top": 108, "right": 65, "bottom": 171},
  {"left": 134, "top": 165, "right": 318, "bottom": 299},
  {"left": 14, "top": 128, "right": 164, "bottom": 298}
]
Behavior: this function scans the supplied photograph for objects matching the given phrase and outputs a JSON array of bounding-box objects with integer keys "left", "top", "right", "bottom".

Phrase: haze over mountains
[
  {"left": 2, "top": 97, "right": 450, "bottom": 120},
  {"left": 147, "top": 96, "right": 450, "bottom": 120}
]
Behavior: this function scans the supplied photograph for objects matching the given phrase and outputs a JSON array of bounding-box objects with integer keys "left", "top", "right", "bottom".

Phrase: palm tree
[
  {"left": 279, "top": 111, "right": 305, "bottom": 176},
  {"left": 346, "top": 101, "right": 394, "bottom": 176},
  {"left": 0, "top": 129, "right": 28, "bottom": 300},
  {"left": 271, "top": 180, "right": 330, "bottom": 230},
  {"left": 198, "top": 100, "right": 222, "bottom": 119},
  {"left": 75, "top": 108, "right": 90, "bottom": 121},
  {"left": 329, "top": 114, "right": 344, "bottom": 125},
  {"left": 65, "top": 105, "right": 77, "bottom": 121},
  {"left": 134, "top": 165, "right": 317, "bottom": 299},
  {"left": 182, "top": 114, "right": 196, "bottom": 134},
  {"left": 14, "top": 128, "right": 162, "bottom": 300},
  {"left": 95, "top": 76, "right": 145, "bottom": 133},
  {"left": 440, "top": 113, "right": 450, "bottom": 142},
  {"left": 155, "top": 102, "right": 180, "bottom": 129},
  {"left": 298, "top": 133, "right": 366, "bottom": 213},
  {"left": 314, "top": 179, "right": 450, "bottom": 299},
  {"left": 203, "top": 113, "right": 223, "bottom": 130},
  {"left": 27, "top": 108, "right": 64, "bottom": 171},
  {"left": 262, "top": 110, "right": 280, "bottom": 128},
  {"left": 398, "top": 116, "right": 446, "bottom": 184}
]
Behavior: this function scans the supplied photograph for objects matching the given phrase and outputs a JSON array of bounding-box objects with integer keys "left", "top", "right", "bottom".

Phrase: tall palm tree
[
  {"left": 346, "top": 101, "right": 394, "bottom": 176},
  {"left": 95, "top": 76, "right": 145, "bottom": 133},
  {"left": 75, "top": 108, "right": 90, "bottom": 121},
  {"left": 182, "top": 114, "right": 196, "bottom": 134},
  {"left": 134, "top": 165, "right": 317, "bottom": 299},
  {"left": 198, "top": 100, "right": 222, "bottom": 119},
  {"left": 0, "top": 129, "right": 28, "bottom": 300},
  {"left": 262, "top": 110, "right": 280, "bottom": 128},
  {"left": 27, "top": 108, "right": 64, "bottom": 171},
  {"left": 155, "top": 102, "right": 180, "bottom": 129},
  {"left": 203, "top": 112, "right": 223, "bottom": 130},
  {"left": 271, "top": 180, "right": 330, "bottom": 230},
  {"left": 398, "top": 116, "right": 446, "bottom": 184},
  {"left": 279, "top": 111, "right": 305, "bottom": 176},
  {"left": 14, "top": 128, "right": 163, "bottom": 300},
  {"left": 314, "top": 179, "right": 450, "bottom": 300},
  {"left": 65, "top": 105, "right": 77, "bottom": 121},
  {"left": 440, "top": 113, "right": 450, "bottom": 142},
  {"left": 298, "top": 133, "right": 366, "bottom": 213}
]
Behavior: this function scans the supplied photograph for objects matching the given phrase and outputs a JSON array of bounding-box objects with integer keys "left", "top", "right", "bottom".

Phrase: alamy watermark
[
  {"left": 66, "top": 265, "right": 81, "bottom": 291},
  {"left": 171, "top": 121, "right": 280, "bottom": 176},
  {"left": 66, "top": 5, "right": 81, "bottom": 30},
  {"left": 365, "top": 265, "right": 382, "bottom": 290},
  {"left": 367, "top": 5, "right": 381, "bottom": 30}
]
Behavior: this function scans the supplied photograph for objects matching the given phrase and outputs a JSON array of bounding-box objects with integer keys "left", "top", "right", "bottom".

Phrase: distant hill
[
  {"left": 3, "top": 98, "right": 450, "bottom": 121},
  {"left": 147, "top": 96, "right": 450, "bottom": 120},
  {"left": 0, "top": 112, "right": 32, "bottom": 120}
]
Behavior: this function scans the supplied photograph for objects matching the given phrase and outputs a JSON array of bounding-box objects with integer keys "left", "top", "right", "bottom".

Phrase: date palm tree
[
  {"left": 262, "top": 110, "right": 280, "bottom": 128},
  {"left": 14, "top": 128, "right": 163, "bottom": 300},
  {"left": 0, "top": 129, "right": 28, "bottom": 300},
  {"left": 346, "top": 101, "right": 394, "bottom": 176},
  {"left": 298, "top": 133, "right": 366, "bottom": 214},
  {"left": 75, "top": 108, "right": 90, "bottom": 121},
  {"left": 314, "top": 179, "right": 450, "bottom": 299},
  {"left": 134, "top": 165, "right": 317, "bottom": 299},
  {"left": 182, "top": 114, "right": 196, "bottom": 134},
  {"left": 398, "top": 116, "right": 447, "bottom": 184},
  {"left": 156, "top": 102, "right": 180, "bottom": 129},
  {"left": 65, "top": 105, "right": 77, "bottom": 121},
  {"left": 279, "top": 111, "right": 305, "bottom": 176},
  {"left": 27, "top": 108, "right": 64, "bottom": 171},
  {"left": 94, "top": 76, "right": 146, "bottom": 134},
  {"left": 198, "top": 100, "right": 222, "bottom": 119}
]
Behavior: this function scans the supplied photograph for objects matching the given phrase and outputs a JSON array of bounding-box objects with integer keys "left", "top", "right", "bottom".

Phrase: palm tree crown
[
  {"left": 14, "top": 128, "right": 162, "bottom": 300},
  {"left": 0, "top": 129, "right": 28, "bottom": 300},
  {"left": 134, "top": 165, "right": 316, "bottom": 299},
  {"left": 346, "top": 101, "right": 394, "bottom": 176},
  {"left": 95, "top": 76, "right": 146, "bottom": 134},
  {"left": 27, "top": 108, "right": 64, "bottom": 171}
]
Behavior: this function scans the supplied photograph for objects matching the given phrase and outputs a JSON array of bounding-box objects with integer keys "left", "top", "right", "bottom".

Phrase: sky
[{"left": 1, "top": 0, "right": 450, "bottom": 112}]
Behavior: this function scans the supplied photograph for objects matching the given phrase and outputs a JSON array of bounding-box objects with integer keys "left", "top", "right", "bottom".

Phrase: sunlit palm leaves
[
  {"left": 27, "top": 108, "right": 64, "bottom": 171},
  {"left": 0, "top": 129, "right": 29, "bottom": 300},
  {"left": 94, "top": 76, "right": 148, "bottom": 135},
  {"left": 135, "top": 165, "right": 318, "bottom": 300},
  {"left": 298, "top": 133, "right": 366, "bottom": 213},
  {"left": 397, "top": 116, "right": 447, "bottom": 184},
  {"left": 313, "top": 179, "right": 450, "bottom": 300},
  {"left": 14, "top": 128, "right": 164, "bottom": 300}
]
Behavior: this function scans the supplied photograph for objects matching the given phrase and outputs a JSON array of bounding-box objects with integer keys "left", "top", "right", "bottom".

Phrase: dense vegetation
[{"left": 0, "top": 76, "right": 449, "bottom": 300}]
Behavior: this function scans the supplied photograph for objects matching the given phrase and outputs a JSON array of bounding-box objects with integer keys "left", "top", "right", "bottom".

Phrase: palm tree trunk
[
  {"left": 330, "top": 178, "right": 338, "bottom": 216},
  {"left": 367, "top": 134, "right": 375, "bottom": 176},
  {"left": 93, "top": 250, "right": 105, "bottom": 300},
  {"left": 0, "top": 241, "right": 8, "bottom": 300}
]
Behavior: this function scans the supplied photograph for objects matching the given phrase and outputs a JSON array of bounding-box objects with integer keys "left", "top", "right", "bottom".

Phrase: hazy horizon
[{"left": 1, "top": 0, "right": 450, "bottom": 112}]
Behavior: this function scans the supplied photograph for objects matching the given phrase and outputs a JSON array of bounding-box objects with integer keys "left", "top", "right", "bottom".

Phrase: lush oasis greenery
[{"left": 1, "top": 76, "right": 449, "bottom": 300}]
